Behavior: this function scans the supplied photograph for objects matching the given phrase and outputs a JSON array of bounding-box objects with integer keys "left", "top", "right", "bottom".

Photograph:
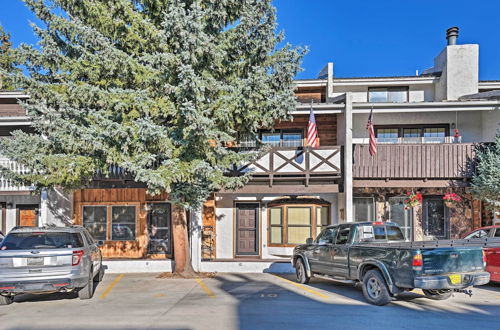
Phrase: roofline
[{"left": 0, "top": 91, "right": 29, "bottom": 99}]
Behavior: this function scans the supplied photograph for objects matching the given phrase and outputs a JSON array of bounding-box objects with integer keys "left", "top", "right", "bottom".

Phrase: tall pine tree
[
  {"left": 0, "top": 25, "right": 19, "bottom": 90},
  {"left": 472, "top": 133, "right": 500, "bottom": 215},
  {"left": 0, "top": 0, "right": 305, "bottom": 274}
]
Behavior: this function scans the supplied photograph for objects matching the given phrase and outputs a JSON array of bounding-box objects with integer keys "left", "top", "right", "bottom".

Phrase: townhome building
[{"left": 1, "top": 27, "right": 499, "bottom": 273}]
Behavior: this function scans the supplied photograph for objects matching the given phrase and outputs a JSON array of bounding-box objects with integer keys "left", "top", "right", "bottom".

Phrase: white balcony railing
[{"left": 0, "top": 157, "right": 32, "bottom": 191}]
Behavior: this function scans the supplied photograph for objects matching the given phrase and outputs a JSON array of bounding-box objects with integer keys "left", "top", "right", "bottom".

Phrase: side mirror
[
  {"left": 306, "top": 237, "right": 313, "bottom": 244},
  {"left": 97, "top": 240, "right": 105, "bottom": 247}
]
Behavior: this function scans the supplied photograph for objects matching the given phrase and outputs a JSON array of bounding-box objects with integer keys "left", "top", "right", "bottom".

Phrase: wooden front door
[
  {"left": 18, "top": 205, "right": 38, "bottom": 227},
  {"left": 236, "top": 203, "right": 259, "bottom": 256}
]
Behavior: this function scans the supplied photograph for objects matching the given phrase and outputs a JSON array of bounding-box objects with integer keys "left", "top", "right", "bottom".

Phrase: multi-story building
[
  {"left": 1, "top": 27, "right": 499, "bottom": 273},
  {"left": 196, "top": 27, "right": 500, "bottom": 272}
]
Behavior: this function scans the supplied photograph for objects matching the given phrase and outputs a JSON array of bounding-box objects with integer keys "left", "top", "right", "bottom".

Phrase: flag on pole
[
  {"left": 307, "top": 102, "right": 319, "bottom": 148},
  {"left": 367, "top": 108, "right": 377, "bottom": 156}
]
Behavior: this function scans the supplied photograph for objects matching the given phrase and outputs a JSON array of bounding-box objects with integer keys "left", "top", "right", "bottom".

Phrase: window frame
[
  {"left": 110, "top": 205, "right": 138, "bottom": 241},
  {"left": 353, "top": 197, "right": 376, "bottom": 222},
  {"left": 368, "top": 86, "right": 409, "bottom": 103},
  {"left": 375, "top": 124, "right": 450, "bottom": 144},
  {"left": 267, "top": 203, "right": 330, "bottom": 247},
  {"left": 80, "top": 203, "right": 139, "bottom": 242},
  {"left": 259, "top": 129, "right": 304, "bottom": 147},
  {"left": 82, "top": 205, "right": 108, "bottom": 241}
]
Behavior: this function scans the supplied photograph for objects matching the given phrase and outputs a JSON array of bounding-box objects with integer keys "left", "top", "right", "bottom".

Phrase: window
[
  {"left": 465, "top": 229, "right": 491, "bottom": 239},
  {"left": 368, "top": 87, "right": 408, "bottom": 103},
  {"left": 376, "top": 128, "right": 398, "bottom": 143},
  {"left": 287, "top": 207, "right": 312, "bottom": 245},
  {"left": 388, "top": 196, "right": 413, "bottom": 240},
  {"left": 261, "top": 130, "right": 303, "bottom": 147},
  {"left": 269, "top": 207, "right": 283, "bottom": 244},
  {"left": 386, "top": 226, "right": 405, "bottom": 241},
  {"left": 83, "top": 206, "right": 107, "bottom": 241},
  {"left": 111, "top": 206, "right": 136, "bottom": 241},
  {"left": 1, "top": 232, "right": 84, "bottom": 250},
  {"left": 375, "top": 125, "right": 450, "bottom": 144},
  {"left": 495, "top": 229, "right": 500, "bottom": 238},
  {"left": 315, "top": 227, "right": 337, "bottom": 244},
  {"left": 353, "top": 197, "right": 375, "bottom": 222},
  {"left": 268, "top": 203, "right": 330, "bottom": 246},
  {"left": 373, "top": 226, "right": 386, "bottom": 240},
  {"left": 423, "top": 197, "right": 449, "bottom": 239},
  {"left": 336, "top": 226, "right": 351, "bottom": 245}
]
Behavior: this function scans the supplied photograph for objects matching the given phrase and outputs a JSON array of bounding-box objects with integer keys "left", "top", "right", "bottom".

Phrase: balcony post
[{"left": 344, "top": 93, "right": 353, "bottom": 222}]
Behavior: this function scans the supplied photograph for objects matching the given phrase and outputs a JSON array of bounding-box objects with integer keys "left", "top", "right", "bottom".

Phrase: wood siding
[
  {"left": 0, "top": 99, "right": 26, "bottom": 117},
  {"left": 73, "top": 188, "right": 169, "bottom": 259},
  {"left": 294, "top": 86, "right": 326, "bottom": 103},
  {"left": 274, "top": 114, "right": 337, "bottom": 146},
  {"left": 353, "top": 143, "right": 477, "bottom": 179}
]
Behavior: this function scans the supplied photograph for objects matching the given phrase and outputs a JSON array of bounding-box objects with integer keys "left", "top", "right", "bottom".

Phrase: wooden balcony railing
[
  {"left": 235, "top": 146, "right": 342, "bottom": 186},
  {"left": 353, "top": 143, "right": 478, "bottom": 179},
  {"left": 0, "top": 157, "right": 32, "bottom": 191}
]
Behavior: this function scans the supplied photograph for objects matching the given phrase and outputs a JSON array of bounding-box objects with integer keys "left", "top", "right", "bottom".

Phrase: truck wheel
[
  {"left": 422, "top": 289, "right": 452, "bottom": 300},
  {"left": 295, "top": 258, "right": 310, "bottom": 284},
  {"left": 78, "top": 269, "right": 95, "bottom": 300},
  {"left": 0, "top": 295, "right": 14, "bottom": 305},
  {"left": 362, "top": 269, "right": 392, "bottom": 306}
]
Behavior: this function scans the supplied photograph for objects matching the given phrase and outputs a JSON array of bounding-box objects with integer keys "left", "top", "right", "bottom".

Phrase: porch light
[{"left": 143, "top": 203, "right": 152, "bottom": 212}]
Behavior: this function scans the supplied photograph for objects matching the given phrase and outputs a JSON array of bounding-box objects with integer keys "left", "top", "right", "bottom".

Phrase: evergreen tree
[
  {"left": 472, "top": 133, "right": 500, "bottom": 210},
  {"left": 0, "top": 25, "right": 19, "bottom": 90},
  {"left": 0, "top": 0, "right": 305, "bottom": 274}
]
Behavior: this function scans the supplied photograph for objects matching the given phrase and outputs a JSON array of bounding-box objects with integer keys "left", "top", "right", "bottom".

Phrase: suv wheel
[
  {"left": 78, "top": 268, "right": 95, "bottom": 300},
  {"left": 0, "top": 295, "right": 14, "bottom": 305},
  {"left": 422, "top": 289, "right": 452, "bottom": 300},
  {"left": 94, "top": 265, "right": 104, "bottom": 283},
  {"left": 362, "top": 269, "right": 392, "bottom": 306},
  {"left": 295, "top": 258, "right": 310, "bottom": 284}
]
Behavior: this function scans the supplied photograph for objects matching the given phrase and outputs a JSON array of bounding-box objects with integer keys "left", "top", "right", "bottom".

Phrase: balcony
[
  {"left": 353, "top": 143, "right": 477, "bottom": 180},
  {"left": 0, "top": 157, "right": 32, "bottom": 192},
  {"left": 232, "top": 146, "right": 342, "bottom": 191}
]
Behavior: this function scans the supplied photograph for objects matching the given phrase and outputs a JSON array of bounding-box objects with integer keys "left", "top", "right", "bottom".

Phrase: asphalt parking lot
[{"left": 1, "top": 273, "right": 500, "bottom": 330}]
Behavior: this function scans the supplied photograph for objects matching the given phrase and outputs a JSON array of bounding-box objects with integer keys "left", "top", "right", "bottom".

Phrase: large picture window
[
  {"left": 268, "top": 202, "right": 330, "bottom": 246},
  {"left": 82, "top": 206, "right": 107, "bottom": 240},
  {"left": 111, "top": 206, "right": 136, "bottom": 241},
  {"left": 375, "top": 124, "right": 450, "bottom": 144}
]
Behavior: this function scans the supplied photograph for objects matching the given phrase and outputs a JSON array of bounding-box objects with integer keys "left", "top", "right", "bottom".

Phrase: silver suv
[{"left": 0, "top": 226, "right": 104, "bottom": 305}]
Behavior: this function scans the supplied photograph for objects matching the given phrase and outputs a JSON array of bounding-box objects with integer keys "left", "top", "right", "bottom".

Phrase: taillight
[
  {"left": 412, "top": 253, "right": 423, "bottom": 271},
  {"left": 372, "top": 222, "right": 384, "bottom": 225},
  {"left": 72, "top": 250, "right": 84, "bottom": 266},
  {"left": 483, "top": 250, "right": 487, "bottom": 267}
]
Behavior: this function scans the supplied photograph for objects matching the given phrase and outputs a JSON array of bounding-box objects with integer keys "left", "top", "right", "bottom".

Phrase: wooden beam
[
  {"left": 219, "top": 184, "right": 339, "bottom": 194},
  {"left": 353, "top": 179, "right": 470, "bottom": 188}
]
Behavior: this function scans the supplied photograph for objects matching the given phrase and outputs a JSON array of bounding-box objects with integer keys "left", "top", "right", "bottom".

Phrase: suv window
[{"left": 0, "top": 232, "right": 84, "bottom": 250}]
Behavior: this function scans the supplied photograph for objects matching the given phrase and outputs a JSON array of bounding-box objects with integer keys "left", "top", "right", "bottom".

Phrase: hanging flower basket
[
  {"left": 404, "top": 192, "right": 422, "bottom": 210},
  {"left": 443, "top": 193, "right": 461, "bottom": 208}
]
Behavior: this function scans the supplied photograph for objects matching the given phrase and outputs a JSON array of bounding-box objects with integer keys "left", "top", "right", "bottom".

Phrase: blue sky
[{"left": 1, "top": 0, "right": 500, "bottom": 80}]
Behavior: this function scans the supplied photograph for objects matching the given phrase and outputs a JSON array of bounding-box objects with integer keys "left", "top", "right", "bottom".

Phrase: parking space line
[
  {"left": 99, "top": 274, "right": 124, "bottom": 299},
  {"left": 271, "top": 275, "right": 329, "bottom": 299},
  {"left": 195, "top": 278, "right": 216, "bottom": 298}
]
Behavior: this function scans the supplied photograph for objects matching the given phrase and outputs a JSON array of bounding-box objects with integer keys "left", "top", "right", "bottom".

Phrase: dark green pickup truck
[{"left": 292, "top": 222, "right": 492, "bottom": 305}]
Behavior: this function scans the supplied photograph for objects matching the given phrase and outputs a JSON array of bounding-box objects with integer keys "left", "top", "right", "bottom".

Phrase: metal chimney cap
[{"left": 446, "top": 27, "right": 459, "bottom": 45}]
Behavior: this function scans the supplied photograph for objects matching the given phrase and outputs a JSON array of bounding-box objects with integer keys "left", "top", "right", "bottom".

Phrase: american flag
[
  {"left": 367, "top": 108, "right": 377, "bottom": 156},
  {"left": 307, "top": 103, "right": 319, "bottom": 148}
]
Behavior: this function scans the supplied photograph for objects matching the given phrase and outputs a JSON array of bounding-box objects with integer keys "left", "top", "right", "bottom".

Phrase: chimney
[{"left": 446, "top": 27, "right": 459, "bottom": 45}]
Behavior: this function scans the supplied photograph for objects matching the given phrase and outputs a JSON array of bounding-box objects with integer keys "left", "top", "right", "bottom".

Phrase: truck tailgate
[{"left": 422, "top": 247, "right": 484, "bottom": 275}]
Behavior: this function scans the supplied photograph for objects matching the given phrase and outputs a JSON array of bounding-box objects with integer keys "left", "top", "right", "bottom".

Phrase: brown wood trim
[
  {"left": 267, "top": 203, "right": 330, "bottom": 247},
  {"left": 221, "top": 184, "right": 339, "bottom": 194}
]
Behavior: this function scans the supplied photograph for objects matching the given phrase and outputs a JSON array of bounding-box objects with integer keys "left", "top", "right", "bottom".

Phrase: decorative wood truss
[{"left": 234, "top": 146, "right": 342, "bottom": 187}]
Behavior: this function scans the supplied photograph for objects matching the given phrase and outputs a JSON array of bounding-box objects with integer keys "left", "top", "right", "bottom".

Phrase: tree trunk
[{"left": 172, "top": 203, "right": 195, "bottom": 276}]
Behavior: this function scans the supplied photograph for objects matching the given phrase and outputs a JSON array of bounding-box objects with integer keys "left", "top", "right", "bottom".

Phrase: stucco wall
[{"left": 481, "top": 109, "right": 500, "bottom": 142}]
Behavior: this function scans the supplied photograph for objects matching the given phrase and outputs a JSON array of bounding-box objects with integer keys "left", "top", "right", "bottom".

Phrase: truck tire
[
  {"left": 78, "top": 268, "right": 95, "bottom": 300},
  {"left": 362, "top": 269, "right": 392, "bottom": 306},
  {"left": 295, "top": 258, "right": 310, "bottom": 284},
  {"left": 0, "top": 295, "right": 14, "bottom": 305},
  {"left": 422, "top": 289, "right": 452, "bottom": 300}
]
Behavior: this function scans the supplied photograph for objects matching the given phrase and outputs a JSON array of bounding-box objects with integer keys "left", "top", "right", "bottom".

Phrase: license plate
[
  {"left": 27, "top": 257, "right": 44, "bottom": 266},
  {"left": 449, "top": 274, "right": 461, "bottom": 285}
]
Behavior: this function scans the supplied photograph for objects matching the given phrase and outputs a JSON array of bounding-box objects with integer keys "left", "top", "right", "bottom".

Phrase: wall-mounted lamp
[
  {"left": 6, "top": 202, "right": 13, "bottom": 208},
  {"left": 451, "top": 123, "right": 456, "bottom": 129},
  {"left": 143, "top": 203, "right": 152, "bottom": 212}
]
